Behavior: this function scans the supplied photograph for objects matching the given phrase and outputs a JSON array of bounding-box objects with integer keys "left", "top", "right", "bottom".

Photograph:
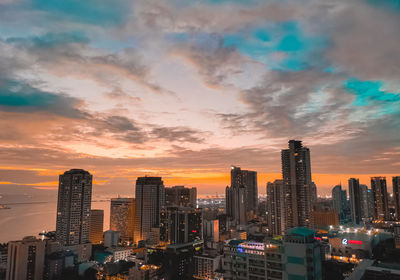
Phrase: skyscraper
[
  {"left": 371, "top": 177, "right": 389, "bottom": 221},
  {"left": 89, "top": 209, "right": 104, "bottom": 244},
  {"left": 348, "top": 178, "right": 362, "bottom": 225},
  {"left": 134, "top": 177, "right": 165, "bottom": 243},
  {"left": 393, "top": 176, "right": 400, "bottom": 221},
  {"left": 6, "top": 236, "right": 45, "bottom": 280},
  {"left": 160, "top": 206, "right": 202, "bottom": 244},
  {"left": 225, "top": 183, "right": 247, "bottom": 225},
  {"left": 56, "top": 169, "right": 92, "bottom": 246},
  {"left": 230, "top": 166, "right": 258, "bottom": 213},
  {"left": 266, "top": 179, "right": 286, "bottom": 235},
  {"left": 332, "top": 185, "right": 347, "bottom": 222},
  {"left": 110, "top": 198, "right": 135, "bottom": 243},
  {"left": 360, "top": 184, "right": 373, "bottom": 221},
  {"left": 281, "top": 140, "right": 313, "bottom": 228},
  {"left": 226, "top": 166, "right": 257, "bottom": 225}
]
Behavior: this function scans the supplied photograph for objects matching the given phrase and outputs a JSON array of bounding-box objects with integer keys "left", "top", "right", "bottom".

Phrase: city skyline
[{"left": 0, "top": 0, "right": 400, "bottom": 196}]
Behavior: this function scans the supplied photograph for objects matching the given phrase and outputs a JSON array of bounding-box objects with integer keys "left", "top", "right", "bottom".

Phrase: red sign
[{"left": 349, "top": 240, "right": 363, "bottom": 245}]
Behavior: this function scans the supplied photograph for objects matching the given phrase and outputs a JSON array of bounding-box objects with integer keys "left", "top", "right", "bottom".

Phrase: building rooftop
[{"left": 287, "top": 227, "right": 316, "bottom": 237}]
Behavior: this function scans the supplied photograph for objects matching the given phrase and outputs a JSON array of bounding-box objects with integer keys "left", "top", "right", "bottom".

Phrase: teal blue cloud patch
[
  {"left": 223, "top": 21, "right": 328, "bottom": 71},
  {"left": 0, "top": 80, "right": 85, "bottom": 118},
  {"left": 6, "top": 32, "right": 89, "bottom": 49},
  {"left": 344, "top": 78, "right": 400, "bottom": 115},
  {"left": 367, "top": 0, "right": 400, "bottom": 10},
  {"left": 32, "top": 0, "right": 130, "bottom": 25}
]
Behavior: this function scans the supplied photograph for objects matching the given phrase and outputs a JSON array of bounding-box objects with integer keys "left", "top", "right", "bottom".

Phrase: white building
[
  {"left": 105, "top": 247, "right": 132, "bottom": 261},
  {"left": 6, "top": 236, "right": 45, "bottom": 280}
]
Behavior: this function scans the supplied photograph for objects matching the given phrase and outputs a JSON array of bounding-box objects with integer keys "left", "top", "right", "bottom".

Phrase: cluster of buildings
[
  {"left": 332, "top": 177, "right": 400, "bottom": 226},
  {"left": 2, "top": 140, "right": 400, "bottom": 280}
]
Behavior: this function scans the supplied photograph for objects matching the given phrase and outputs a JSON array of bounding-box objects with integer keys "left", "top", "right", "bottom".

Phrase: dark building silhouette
[
  {"left": 266, "top": 179, "right": 286, "bottom": 235},
  {"left": 349, "top": 178, "right": 362, "bottom": 225},
  {"left": 226, "top": 166, "right": 257, "bottom": 225},
  {"left": 332, "top": 185, "right": 348, "bottom": 222},
  {"left": 134, "top": 177, "right": 165, "bottom": 243},
  {"left": 281, "top": 140, "right": 314, "bottom": 228},
  {"left": 165, "top": 186, "right": 197, "bottom": 207},
  {"left": 392, "top": 176, "right": 400, "bottom": 221},
  {"left": 371, "top": 177, "right": 389, "bottom": 221},
  {"left": 160, "top": 207, "right": 202, "bottom": 244}
]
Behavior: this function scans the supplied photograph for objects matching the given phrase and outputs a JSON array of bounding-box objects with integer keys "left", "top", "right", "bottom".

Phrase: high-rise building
[
  {"left": 56, "top": 169, "right": 92, "bottom": 246},
  {"left": 189, "top": 187, "right": 197, "bottom": 207},
  {"left": 134, "top": 177, "right": 165, "bottom": 243},
  {"left": 371, "top": 177, "right": 389, "bottom": 221},
  {"left": 160, "top": 206, "right": 202, "bottom": 244},
  {"left": 89, "top": 209, "right": 104, "bottom": 244},
  {"left": 349, "top": 178, "right": 362, "bottom": 225},
  {"left": 226, "top": 166, "right": 257, "bottom": 225},
  {"left": 165, "top": 186, "right": 197, "bottom": 207},
  {"left": 225, "top": 184, "right": 247, "bottom": 225},
  {"left": 6, "top": 236, "right": 45, "bottom": 280},
  {"left": 332, "top": 185, "right": 347, "bottom": 222},
  {"left": 281, "top": 140, "right": 313, "bottom": 228},
  {"left": 110, "top": 198, "right": 135, "bottom": 243},
  {"left": 266, "top": 179, "right": 287, "bottom": 236},
  {"left": 231, "top": 166, "right": 258, "bottom": 213},
  {"left": 360, "top": 185, "right": 373, "bottom": 221},
  {"left": 393, "top": 176, "right": 400, "bottom": 221}
]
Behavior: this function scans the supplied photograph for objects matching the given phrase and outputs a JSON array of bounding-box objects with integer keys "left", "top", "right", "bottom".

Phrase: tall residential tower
[
  {"left": 134, "top": 177, "right": 165, "bottom": 243},
  {"left": 348, "top": 178, "right": 362, "bottom": 225},
  {"left": 226, "top": 166, "right": 257, "bottom": 225},
  {"left": 281, "top": 140, "right": 314, "bottom": 228},
  {"left": 393, "top": 176, "right": 400, "bottom": 221},
  {"left": 371, "top": 177, "right": 389, "bottom": 221},
  {"left": 56, "top": 169, "right": 92, "bottom": 246}
]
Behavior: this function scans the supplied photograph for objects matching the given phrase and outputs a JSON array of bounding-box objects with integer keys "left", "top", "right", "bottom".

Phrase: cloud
[
  {"left": 150, "top": 127, "right": 207, "bottom": 143},
  {"left": 0, "top": 79, "right": 87, "bottom": 118},
  {"left": 31, "top": 0, "right": 132, "bottom": 26}
]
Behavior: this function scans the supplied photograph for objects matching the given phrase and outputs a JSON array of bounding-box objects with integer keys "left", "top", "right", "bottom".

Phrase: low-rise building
[
  {"left": 193, "top": 249, "right": 222, "bottom": 280},
  {"left": 105, "top": 247, "right": 132, "bottom": 261}
]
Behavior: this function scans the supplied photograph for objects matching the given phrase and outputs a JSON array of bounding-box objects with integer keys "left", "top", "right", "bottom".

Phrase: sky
[{"left": 0, "top": 0, "right": 399, "bottom": 197}]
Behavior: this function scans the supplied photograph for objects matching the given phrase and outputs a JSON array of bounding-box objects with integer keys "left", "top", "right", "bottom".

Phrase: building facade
[
  {"left": 160, "top": 206, "right": 202, "bottom": 244},
  {"left": 371, "top": 177, "right": 389, "bottom": 221},
  {"left": 56, "top": 169, "right": 92, "bottom": 247},
  {"left": 6, "top": 236, "right": 45, "bottom": 280},
  {"left": 283, "top": 227, "right": 322, "bottom": 280},
  {"left": 226, "top": 166, "right": 258, "bottom": 226},
  {"left": 281, "top": 140, "right": 314, "bottom": 228},
  {"left": 134, "top": 177, "right": 165, "bottom": 243},
  {"left": 110, "top": 198, "right": 135, "bottom": 243},
  {"left": 332, "top": 185, "right": 347, "bottom": 223},
  {"left": 193, "top": 251, "right": 222, "bottom": 280},
  {"left": 165, "top": 186, "right": 197, "bottom": 207},
  {"left": 359, "top": 185, "right": 374, "bottom": 221},
  {"left": 266, "top": 179, "right": 286, "bottom": 236},
  {"left": 349, "top": 178, "right": 362, "bottom": 225},
  {"left": 89, "top": 209, "right": 104, "bottom": 244},
  {"left": 392, "top": 176, "right": 400, "bottom": 221}
]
